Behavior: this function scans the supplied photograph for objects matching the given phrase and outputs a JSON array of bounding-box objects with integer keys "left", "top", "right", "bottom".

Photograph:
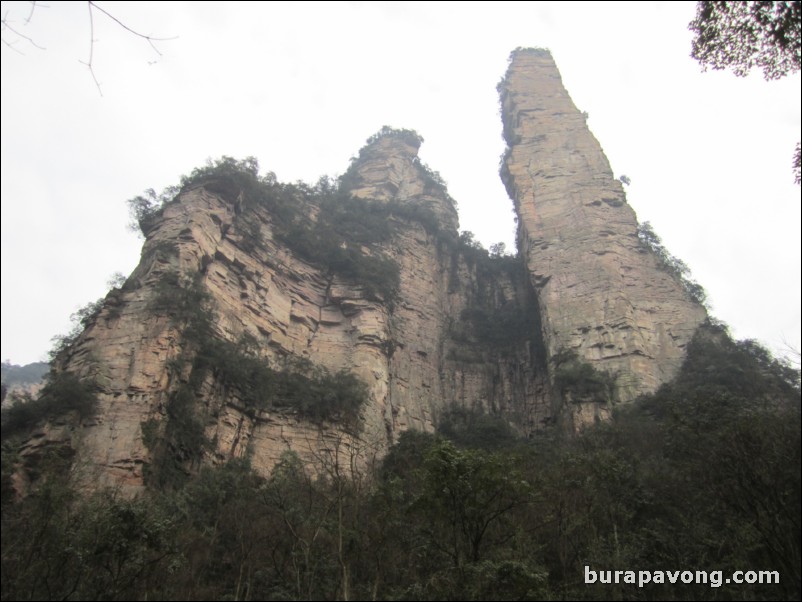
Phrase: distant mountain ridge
[{"left": 1, "top": 361, "right": 49, "bottom": 403}]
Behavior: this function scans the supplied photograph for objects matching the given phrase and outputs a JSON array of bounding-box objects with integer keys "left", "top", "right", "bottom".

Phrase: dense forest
[{"left": 1, "top": 323, "right": 799, "bottom": 601}]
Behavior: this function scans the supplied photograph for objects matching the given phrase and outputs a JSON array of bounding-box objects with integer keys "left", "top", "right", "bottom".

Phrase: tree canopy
[
  {"left": 689, "top": 1, "right": 800, "bottom": 80},
  {"left": 689, "top": 1, "right": 801, "bottom": 183}
]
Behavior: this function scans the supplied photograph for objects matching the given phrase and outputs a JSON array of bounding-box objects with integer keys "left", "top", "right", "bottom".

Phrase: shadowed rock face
[
  {"left": 499, "top": 48, "right": 706, "bottom": 418},
  {"left": 19, "top": 51, "right": 707, "bottom": 490}
]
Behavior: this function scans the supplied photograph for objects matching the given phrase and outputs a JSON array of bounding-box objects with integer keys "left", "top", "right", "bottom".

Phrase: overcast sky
[{"left": 2, "top": 1, "right": 800, "bottom": 366}]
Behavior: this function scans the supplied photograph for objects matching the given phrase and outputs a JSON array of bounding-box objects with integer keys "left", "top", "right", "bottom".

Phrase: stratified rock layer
[
  {"left": 19, "top": 50, "right": 708, "bottom": 489},
  {"left": 500, "top": 49, "right": 706, "bottom": 416},
  {"left": 39, "top": 133, "right": 547, "bottom": 492}
]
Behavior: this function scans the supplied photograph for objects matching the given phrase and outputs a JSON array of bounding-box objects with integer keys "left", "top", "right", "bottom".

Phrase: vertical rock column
[{"left": 499, "top": 49, "right": 706, "bottom": 403}]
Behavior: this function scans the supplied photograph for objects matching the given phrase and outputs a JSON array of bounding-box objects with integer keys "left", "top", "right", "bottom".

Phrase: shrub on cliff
[
  {"left": 0, "top": 372, "right": 98, "bottom": 440},
  {"left": 552, "top": 350, "right": 616, "bottom": 404},
  {"left": 637, "top": 221, "right": 708, "bottom": 306}
]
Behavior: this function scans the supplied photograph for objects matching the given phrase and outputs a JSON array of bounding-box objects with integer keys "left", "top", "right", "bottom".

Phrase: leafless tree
[{"left": 1, "top": 1, "right": 175, "bottom": 95}]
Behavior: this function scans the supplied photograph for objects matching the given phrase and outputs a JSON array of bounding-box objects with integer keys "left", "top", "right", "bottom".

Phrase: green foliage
[
  {"left": 339, "top": 126, "right": 457, "bottom": 209},
  {"left": 127, "top": 156, "right": 271, "bottom": 238},
  {"left": 48, "top": 297, "right": 105, "bottom": 362},
  {"left": 372, "top": 436, "right": 543, "bottom": 599},
  {"left": 1, "top": 475, "right": 177, "bottom": 601},
  {"left": 149, "top": 271, "right": 213, "bottom": 343},
  {"left": 282, "top": 190, "right": 404, "bottom": 302},
  {"left": 604, "top": 328, "right": 802, "bottom": 599},
  {"left": 282, "top": 194, "right": 401, "bottom": 303},
  {"left": 553, "top": 350, "right": 617, "bottom": 403},
  {"left": 182, "top": 155, "right": 263, "bottom": 189},
  {"left": 1, "top": 372, "right": 98, "bottom": 440},
  {"left": 437, "top": 407, "right": 518, "bottom": 450},
  {"left": 637, "top": 221, "right": 708, "bottom": 305},
  {"left": 275, "top": 360, "right": 369, "bottom": 425},
  {"left": 444, "top": 238, "right": 538, "bottom": 364},
  {"left": 128, "top": 150, "right": 476, "bottom": 307},
  {"left": 365, "top": 125, "right": 424, "bottom": 148},
  {"left": 488, "top": 241, "right": 507, "bottom": 257},
  {"left": 146, "top": 157, "right": 405, "bottom": 303},
  {"left": 127, "top": 185, "right": 180, "bottom": 236},
  {"left": 4, "top": 323, "right": 800, "bottom": 602},
  {"left": 143, "top": 275, "right": 370, "bottom": 486},
  {"left": 194, "top": 335, "right": 370, "bottom": 425},
  {"left": 455, "top": 231, "right": 518, "bottom": 273},
  {"left": 420, "top": 440, "right": 531, "bottom": 563},
  {"left": 106, "top": 271, "right": 128, "bottom": 289},
  {"left": 641, "top": 325, "right": 800, "bottom": 427},
  {"left": 510, "top": 46, "right": 552, "bottom": 58},
  {"left": 454, "top": 304, "right": 533, "bottom": 349},
  {"left": 689, "top": 1, "right": 801, "bottom": 182},
  {"left": 152, "top": 270, "right": 369, "bottom": 413},
  {"left": 412, "top": 155, "right": 455, "bottom": 204},
  {"left": 690, "top": 1, "right": 800, "bottom": 80}
]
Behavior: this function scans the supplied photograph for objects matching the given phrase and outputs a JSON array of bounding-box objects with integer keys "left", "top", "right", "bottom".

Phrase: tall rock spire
[{"left": 500, "top": 48, "right": 706, "bottom": 407}]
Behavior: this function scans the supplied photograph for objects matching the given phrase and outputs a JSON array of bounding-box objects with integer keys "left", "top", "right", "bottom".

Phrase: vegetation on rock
[
  {"left": 141, "top": 272, "right": 371, "bottom": 488},
  {"left": 2, "top": 326, "right": 798, "bottom": 600},
  {"left": 1, "top": 372, "right": 98, "bottom": 440},
  {"left": 553, "top": 349, "right": 617, "bottom": 404},
  {"left": 637, "top": 221, "right": 708, "bottom": 306}
]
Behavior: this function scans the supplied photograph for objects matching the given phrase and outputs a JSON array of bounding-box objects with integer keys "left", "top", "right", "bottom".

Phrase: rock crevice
[{"left": 23, "top": 52, "right": 707, "bottom": 489}]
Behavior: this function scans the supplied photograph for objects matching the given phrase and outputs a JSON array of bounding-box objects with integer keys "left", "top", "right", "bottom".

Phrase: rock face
[
  {"left": 20, "top": 50, "right": 707, "bottom": 490},
  {"left": 499, "top": 49, "right": 706, "bottom": 420},
  {"left": 41, "top": 130, "right": 547, "bottom": 492}
]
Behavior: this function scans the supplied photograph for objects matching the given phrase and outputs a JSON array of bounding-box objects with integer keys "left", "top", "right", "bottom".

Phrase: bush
[
  {"left": 151, "top": 273, "right": 371, "bottom": 424},
  {"left": 553, "top": 350, "right": 616, "bottom": 403},
  {"left": 437, "top": 407, "right": 518, "bottom": 450},
  {"left": 277, "top": 191, "right": 401, "bottom": 303},
  {"left": 48, "top": 298, "right": 105, "bottom": 362},
  {"left": 127, "top": 186, "right": 179, "bottom": 236},
  {"left": 1, "top": 372, "right": 98, "bottom": 439},
  {"left": 365, "top": 125, "right": 423, "bottom": 148},
  {"left": 637, "top": 221, "right": 707, "bottom": 305}
]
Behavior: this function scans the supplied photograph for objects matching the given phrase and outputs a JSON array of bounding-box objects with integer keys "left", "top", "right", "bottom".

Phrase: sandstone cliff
[
  {"left": 14, "top": 50, "right": 707, "bottom": 489},
  {"left": 26, "top": 129, "right": 546, "bottom": 491},
  {"left": 499, "top": 48, "right": 707, "bottom": 425}
]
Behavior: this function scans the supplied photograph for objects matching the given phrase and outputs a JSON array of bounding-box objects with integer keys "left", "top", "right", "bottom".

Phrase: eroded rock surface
[
  {"left": 499, "top": 49, "right": 706, "bottom": 416},
  {"left": 20, "top": 50, "right": 708, "bottom": 489},
  {"left": 48, "top": 133, "right": 545, "bottom": 491}
]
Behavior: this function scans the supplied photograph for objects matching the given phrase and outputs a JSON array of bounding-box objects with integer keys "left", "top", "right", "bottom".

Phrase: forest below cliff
[{"left": 1, "top": 324, "right": 799, "bottom": 601}]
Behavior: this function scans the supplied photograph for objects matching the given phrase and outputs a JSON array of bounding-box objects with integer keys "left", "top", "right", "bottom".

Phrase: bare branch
[
  {"left": 4, "top": 2, "right": 175, "bottom": 95},
  {"left": 81, "top": 1, "right": 177, "bottom": 95},
  {"left": 80, "top": 1, "right": 103, "bottom": 96},
  {"left": 24, "top": 1, "right": 39, "bottom": 25},
  {"left": 88, "top": 1, "right": 177, "bottom": 48},
  {"left": 1, "top": 7, "right": 46, "bottom": 50}
]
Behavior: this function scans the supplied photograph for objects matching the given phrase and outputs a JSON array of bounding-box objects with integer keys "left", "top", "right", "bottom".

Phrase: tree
[
  {"left": 690, "top": 1, "right": 800, "bottom": 80},
  {"left": 419, "top": 440, "right": 531, "bottom": 566},
  {"left": 1, "top": 1, "right": 174, "bottom": 95},
  {"left": 689, "top": 1, "right": 801, "bottom": 183},
  {"left": 488, "top": 242, "right": 507, "bottom": 257}
]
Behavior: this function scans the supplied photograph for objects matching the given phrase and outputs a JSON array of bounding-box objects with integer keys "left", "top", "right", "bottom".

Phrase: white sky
[{"left": 2, "top": 1, "right": 800, "bottom": 366}]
